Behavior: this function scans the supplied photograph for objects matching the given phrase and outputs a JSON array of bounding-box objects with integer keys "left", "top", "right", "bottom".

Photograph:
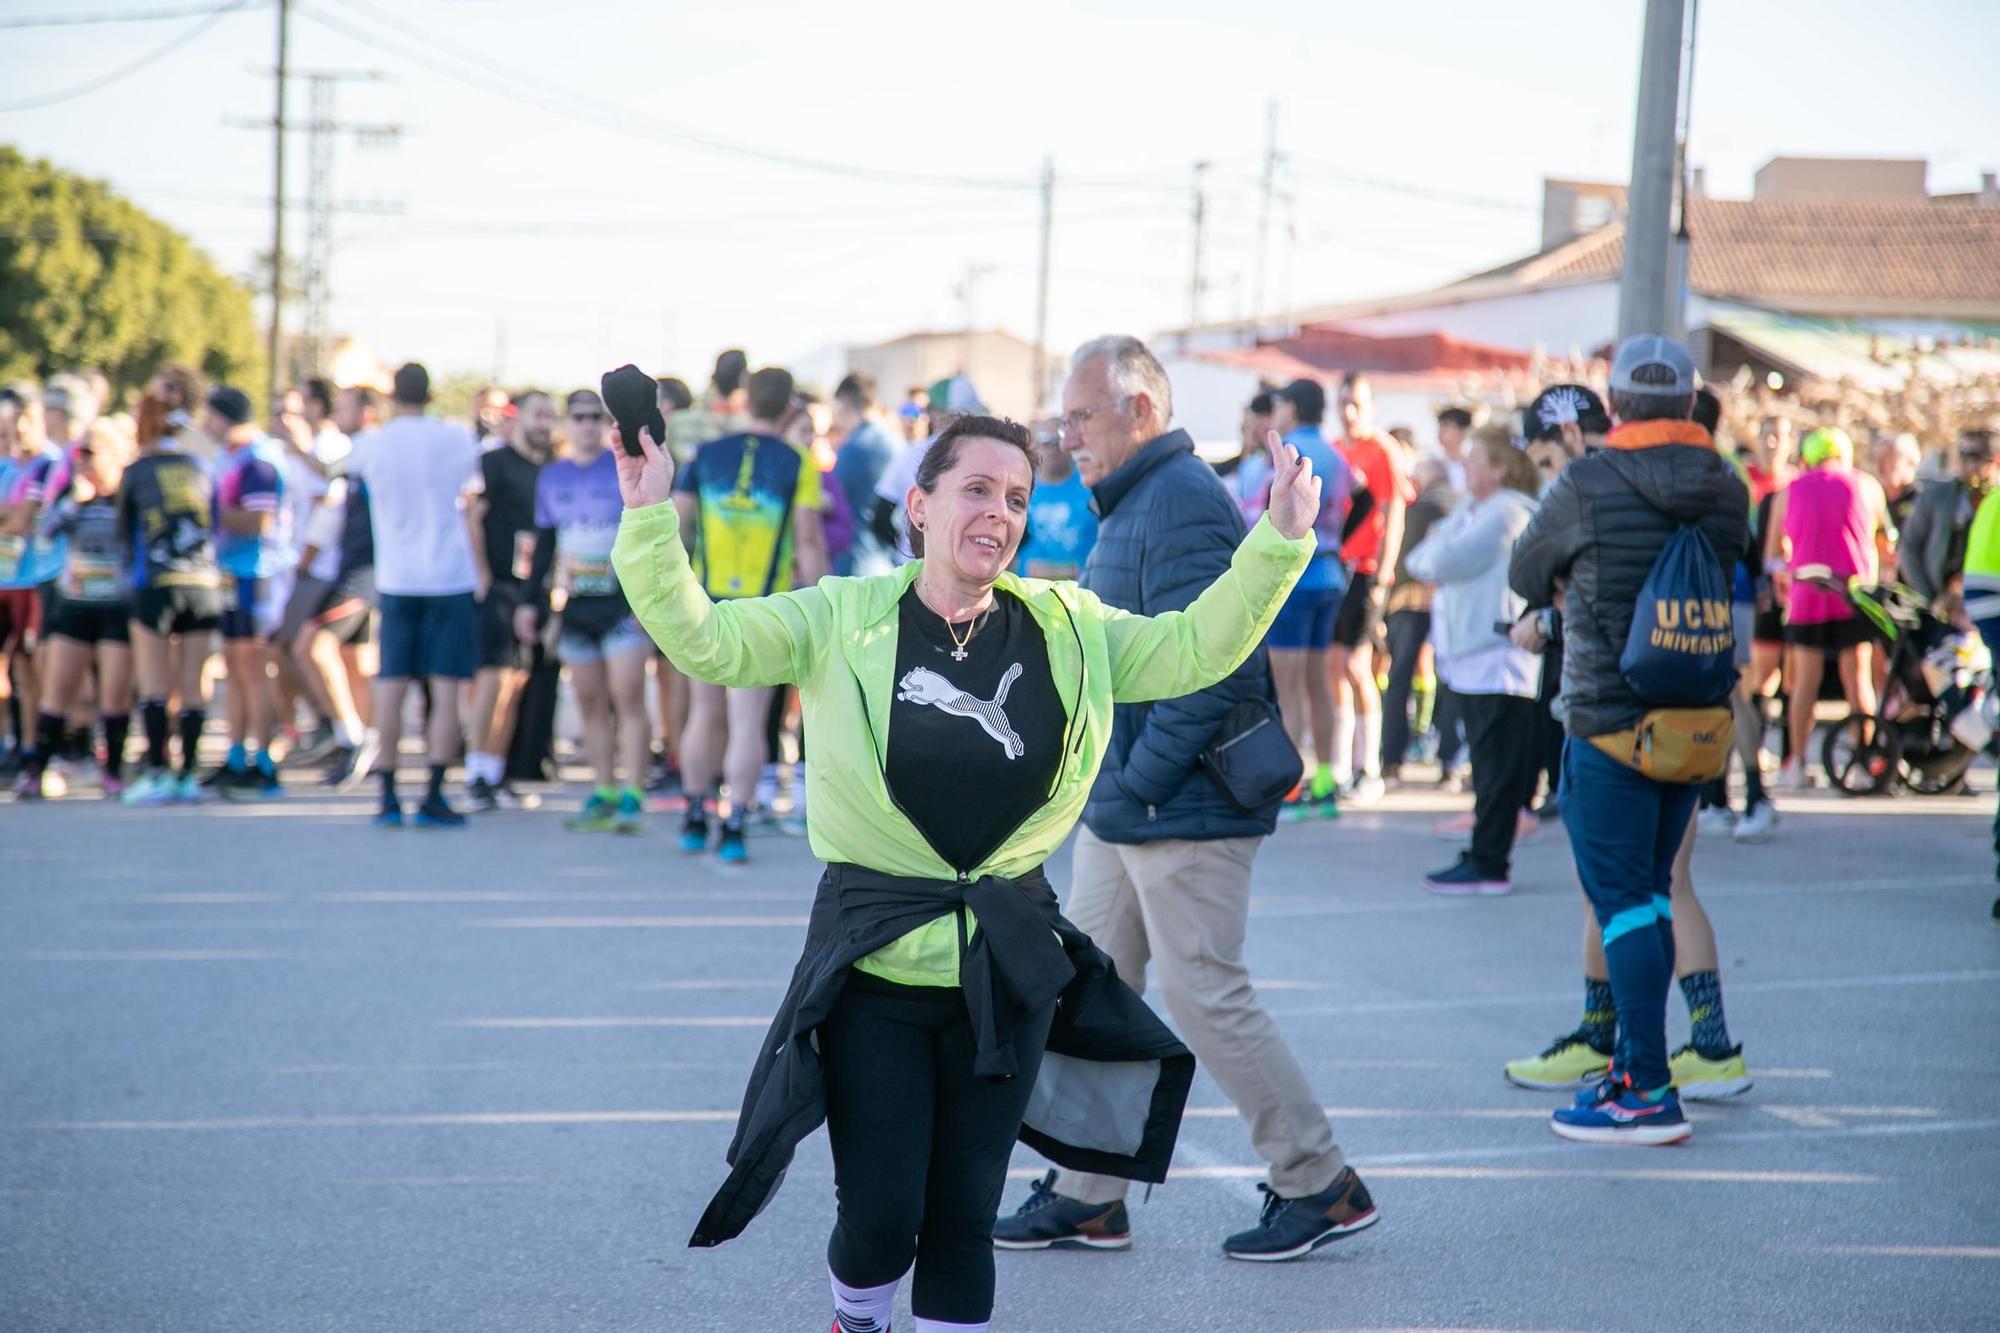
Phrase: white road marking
[
  {"left": 1004, "top": 1165, "right": 1880, "bottom": 1185},
  {"left": 450, "top": 1016, "right": 770, "bottom": 1028},
  {"left": 17, "top": 949, "right": 297, "bottom": 961},
  {"left": 1780, "top": 1245, "right": 2000, "bottom": 1260},
  {"left": 463, "top": 915, "right": 810, "bottom": 928}
]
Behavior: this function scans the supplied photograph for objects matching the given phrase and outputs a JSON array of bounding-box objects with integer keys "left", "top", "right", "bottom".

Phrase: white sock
[
  {"left": 464, "top": 752, "right": 492, "bottom": 784},
  {"left": 1330, "top": 707, "right": 1355, "bottom": 785},
  {"left": 831, "top": 1267, "right": 899, "bottom": 1333},
  {"left": 336, "top": 716, "right": 365, "bottom": 747},
  {"left": 912, "top": 1320, "right": 987, "bottom": 1333},
  {"left": 1358, "top": 711, "right": 1383, "bottom": 779}
]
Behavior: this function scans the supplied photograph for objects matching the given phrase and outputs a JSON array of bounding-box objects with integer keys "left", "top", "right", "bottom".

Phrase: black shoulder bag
[{"left": 1199, "top": 668, "right": 1302, "bottom": 813}]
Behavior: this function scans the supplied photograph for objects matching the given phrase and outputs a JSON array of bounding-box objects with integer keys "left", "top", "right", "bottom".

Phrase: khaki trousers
[{"left": 1054, "top": 827, "right": 1344, "bottom": 1204}]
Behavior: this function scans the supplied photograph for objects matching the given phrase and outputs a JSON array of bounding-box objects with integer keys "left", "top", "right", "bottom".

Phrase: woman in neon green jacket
[{"left": 611, "top": 412, "right": 1320, "bottom": 1333}]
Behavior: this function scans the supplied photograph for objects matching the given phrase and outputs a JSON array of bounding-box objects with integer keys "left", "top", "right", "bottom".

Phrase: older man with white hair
[{"left": 993, "top": 335, "right": 1377, "bottom": 1263}]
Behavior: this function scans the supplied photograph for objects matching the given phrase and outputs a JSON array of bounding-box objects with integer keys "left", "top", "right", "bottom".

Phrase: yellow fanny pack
[{"left": 1587, "top": 706, "right": 1734, "bottom": 785}]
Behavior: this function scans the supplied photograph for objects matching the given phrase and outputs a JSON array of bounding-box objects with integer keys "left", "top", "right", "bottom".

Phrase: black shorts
[
  {"left": 1786, "top": 616, "right": 1871, "bottom": 651},
  {"left": 378, "top": 591, "right": 477, "bottom": 681},
  {"left": 300, "top": 568, "right": 374, "bottom": 647},
  {"left": 1753, "top": 603, "right": 1785, "bottom": 646},
  {"left": 477, "top": 580, "right": 532, "bottom": 672},
  {"left": 133, "top": 584, "right": 224, "bottom": 638},
  {"left": 46, "top": 598, "right": 130, "bottom": 645},
  {"left": 219, "top": 573, "right": 275, "bottom": 642},
  {"left": 1332, "top": 572, "right": 1381, "bottom": 650}
]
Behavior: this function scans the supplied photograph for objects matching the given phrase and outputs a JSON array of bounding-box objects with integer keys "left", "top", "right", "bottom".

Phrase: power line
[
  {"left": 0, "top": 1, "right": 255, "bottom": 111},
  {"left": 0, "top": 1, "right": 260, "bottom": 29},
  {"left": 301, "top": 0, "right": 1184, "bottom": 196},
  {"left": 1281, "top": 159, "right": 1540, "bottom": 216}
]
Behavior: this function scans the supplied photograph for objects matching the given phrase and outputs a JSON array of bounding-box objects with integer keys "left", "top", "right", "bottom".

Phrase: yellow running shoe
[
  {"left": 1670, "top": 1044, "right": 1753, "bottom": 1101},
  {"left": 1504, "top": 1028, "right": 1612, "bottom": 1090}
]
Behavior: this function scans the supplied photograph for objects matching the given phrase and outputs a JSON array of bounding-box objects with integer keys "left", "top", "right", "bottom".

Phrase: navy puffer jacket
[{"left": 1080, "top": 430, "right": 1282, "bottom": 843}]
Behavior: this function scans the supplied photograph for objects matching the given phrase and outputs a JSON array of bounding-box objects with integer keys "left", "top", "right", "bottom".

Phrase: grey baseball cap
[{"left": 1609, "top": 334, "right": 1696, "bottom": 396}]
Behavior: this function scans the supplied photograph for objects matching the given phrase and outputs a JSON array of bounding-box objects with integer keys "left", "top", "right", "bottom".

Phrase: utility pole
[
  {"left": 1251, "top": 102, "right": 1279, "bottom": 344},
  {"left": 299, "top": 70, "right": 397, "bottom": 376},
  {"left": 1616, "top": 0, "right": 1688, "bottom": 341},
  {"left": 1188, "top": 160, "right": 1211, "bottom": 329},
  {"left": 266, "top": 0, "right": 290, "bottom": 411},
  {"left": 1031, "top": 156, "right": 1054, "bottom": 415}
]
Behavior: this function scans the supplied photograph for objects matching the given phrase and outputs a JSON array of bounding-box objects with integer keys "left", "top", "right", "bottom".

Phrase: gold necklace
[{"left": 920, "top": 581, "right": 988, "bottom": 662}]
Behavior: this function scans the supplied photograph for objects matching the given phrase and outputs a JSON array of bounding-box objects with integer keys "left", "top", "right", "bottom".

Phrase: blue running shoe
[
  {"left": 716, "top": 824, "right": 748, "bottom": 863},
  {"left": 373, "top": 801, "right": 405, "bottom": 828},
  {"left": 679, "top": 813, "right": 709, "bottom": 853},
  {"left": 1551, "top": 1075, "right": 1691, "bottom": 1145},
  {"left": 414, "top": 795, "right": 467, "bottom": 828}
]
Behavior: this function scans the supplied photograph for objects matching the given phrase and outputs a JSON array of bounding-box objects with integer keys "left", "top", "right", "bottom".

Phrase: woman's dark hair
[
  {"left": 1478, "top": 435, "right": 1542, "bottom": 497},
  {"left": 905, "top": 414, "right": 1036, "bottom": 559}
]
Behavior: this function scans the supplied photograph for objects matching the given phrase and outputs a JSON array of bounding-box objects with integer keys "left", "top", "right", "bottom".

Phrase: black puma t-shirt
[{"left": 885, "top": 585, "right": 1063, "bottom": 874}]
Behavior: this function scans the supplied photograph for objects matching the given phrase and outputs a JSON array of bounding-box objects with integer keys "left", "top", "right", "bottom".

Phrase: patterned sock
[
  {"left": 1581, "top": 977, "right": 1617, "bottom": 1053},
  {"left": 1678, "top": 969, "right": 1734, "bottom": 1056},
  {"left": 830, "top": 1266, "right": 898, "bottom": 1333}
]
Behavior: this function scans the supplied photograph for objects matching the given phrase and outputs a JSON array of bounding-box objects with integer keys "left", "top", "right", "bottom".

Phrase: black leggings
[{"left": 822, "top": 969, "right": 1054, "bottom": 1325}]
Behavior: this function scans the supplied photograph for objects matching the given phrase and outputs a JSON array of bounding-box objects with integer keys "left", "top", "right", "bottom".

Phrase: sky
[{"left": 5, "top": 0, "right": 1999, "bottom": 396}]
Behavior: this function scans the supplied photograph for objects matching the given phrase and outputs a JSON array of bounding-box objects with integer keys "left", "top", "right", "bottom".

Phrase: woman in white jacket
[{"left": 1404, "top": 435, "right": 1544, "bottom": 895}]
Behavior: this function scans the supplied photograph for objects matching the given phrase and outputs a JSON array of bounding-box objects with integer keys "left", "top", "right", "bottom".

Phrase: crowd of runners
[{"left": 6, "top": 331, "right": 1997, "bottom": 1332}]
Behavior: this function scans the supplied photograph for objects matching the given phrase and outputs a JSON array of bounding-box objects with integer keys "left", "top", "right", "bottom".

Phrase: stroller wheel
[{"left": 1822, "top": 714, "right": 1899, "bottom": 796}]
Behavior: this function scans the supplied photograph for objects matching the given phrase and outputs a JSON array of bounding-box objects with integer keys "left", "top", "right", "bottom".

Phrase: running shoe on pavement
[
  {"left": 465, "top": 777, "right": 500, "bottom": 814},
  {"left": 680, "top": 810, "right": 710, "bottom": 853},
  {"left": 12, "top": 770, "right": 44, "bottom": 800},
  {"left": 174, "top": 773, "right": 203, "bottom": 803},
  {"left": 1670, "top": 1043, "right": 1753, "bottom": 1101},
  {"left": 1345, "top": 774, "right": 1387, "bottom": 806},
  {"left": 717, "top": 821, "right": 749, "bottom": 863},
  {"left": 1733, "top": 801, "right": 1778, "bottom": 843},
  {"left": 291, "top": 721, "right": 339, "bottom": 766},
  {"left": 613, "top": 787, "right": 645, "bottom": 835},
  {"left": 567, "top": 791, "right": 618, "bottom": 832},
  {"left": 991, "top": 1170, "right": 1132, "bottom": 1251},
  {"left": 327, "top": 733, "right": 380, "bottom": 792},
  {"left": 101, "top": 771, "right": 127, "bottom": 801},
  {"left": 373, "top": 799, "right": 404, "bottom": 828},
  {"left": 413, "top": 794, "right": 466, "bottom": 828},
  {"left": 1696, "top": 806, "right": 1736, "bottom": 837},
  {"left": 121, "top": 769, "right": 178, "bottom": 806},
  {"left": 1422, "top": 855, "right": 1512, "bottom": 896},
  {"left": 1505, "top": 1029, "right": 1613, "bottom": 1090},
  {"left": 1221, "top": 1168, "right": 1379, "bottom": 1261},
  {"left": 1775, "top": 758, "right": 1810, "bottom": 791},
  {"left": 1550, "top": 1075, "right": 1692, "bottom": 1145}
]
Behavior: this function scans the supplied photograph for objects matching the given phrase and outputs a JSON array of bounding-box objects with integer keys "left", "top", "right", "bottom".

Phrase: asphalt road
[{"left": 4, "top": 773, "right": 1997, "bottom": 1332}]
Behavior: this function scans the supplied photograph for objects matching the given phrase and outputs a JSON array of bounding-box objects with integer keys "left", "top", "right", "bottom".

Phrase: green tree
[{"left": 0, "top": 146, "right": 263, "bottom": 408}]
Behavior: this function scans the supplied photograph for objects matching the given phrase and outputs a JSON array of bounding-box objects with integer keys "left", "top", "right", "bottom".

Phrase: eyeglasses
[
  {"left": 569, "top": 411, "right": 604, "bottom": 422},
  {"left": 1058, "top": 396, "right": 1128, "bottom": 435}
]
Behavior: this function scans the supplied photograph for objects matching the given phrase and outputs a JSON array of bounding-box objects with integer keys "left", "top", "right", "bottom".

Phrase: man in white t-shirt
[{"left": 345, "top": 362, "right": 480, "bottom": 828}]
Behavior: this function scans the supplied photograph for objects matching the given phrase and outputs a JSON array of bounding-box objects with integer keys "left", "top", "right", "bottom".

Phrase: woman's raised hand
[
  {"left": 613, "top": 425, "right": 676, "bottom": 510},
  {"left": 1262, "top": 429, "right": 1322, "bottom": 542}
]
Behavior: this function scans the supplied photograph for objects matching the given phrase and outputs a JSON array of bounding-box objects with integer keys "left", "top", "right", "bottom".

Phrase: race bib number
[
  {"left": 511, "top": 530, "right": 537, "bottom": 582},
  {"left": 63, "top": 555, "right": 121, "bottom": 602},
  {"left": 562, "top": 553, "right": 615, "bottom": 598},
  {"left": 0, "top": 534, "right": 21, "bottom": 584}
]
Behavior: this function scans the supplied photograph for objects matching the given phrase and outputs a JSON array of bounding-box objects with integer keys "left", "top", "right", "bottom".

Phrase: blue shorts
[
  {"left": 1268, "top": 582, "right": 1344, "bottom": 651},
  {"left": 378, "top": 591, "right": 477, "bottom": 681},
  {"left": 558, "top": 614, "right": 651, "bottom": 665}
]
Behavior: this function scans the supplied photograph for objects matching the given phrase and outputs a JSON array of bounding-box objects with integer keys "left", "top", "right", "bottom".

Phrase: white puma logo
[{"left": 897, "top": 663, "right": 1026, "bottom": 759}]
